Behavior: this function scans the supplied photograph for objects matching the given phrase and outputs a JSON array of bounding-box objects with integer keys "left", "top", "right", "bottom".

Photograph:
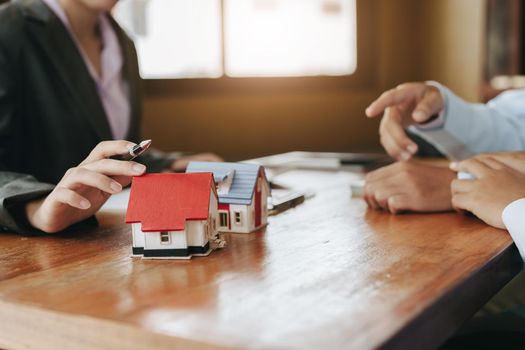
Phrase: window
[
  {"left": 234, "top": 212, "right": 242, "bottom": 225},
  {"left": 219, "top": 212, "right": 229, "bottom": 227},
  {"left": 160, "top": 231, "right": 171, "bottom": 244},
  {"left": 113, "top": 0, "right": 222, "bottom": 79},
  {"left": 224, "top": 0, "right": 357, "bottom": 77},
  {"left": 113, "top": 0, "right": 356, "bottom": 79}
]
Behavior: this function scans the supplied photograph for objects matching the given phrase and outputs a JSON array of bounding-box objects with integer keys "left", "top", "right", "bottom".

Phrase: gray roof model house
[{"left": 186, "top": 162, "right": 270, "bottom": 233}]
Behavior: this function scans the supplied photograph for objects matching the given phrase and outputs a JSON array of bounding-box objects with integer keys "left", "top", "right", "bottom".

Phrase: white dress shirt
[{"left": 409, "top": 82, "right": 525, "bottom": 261}]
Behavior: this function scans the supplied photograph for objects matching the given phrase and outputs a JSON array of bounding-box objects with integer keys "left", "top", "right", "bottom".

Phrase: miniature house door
[
  {"left": 218, "top": 202, "right": 231, "bottom": 230},
  {"left": 255, "top": 177, "right": 262, "bottom": 227}
]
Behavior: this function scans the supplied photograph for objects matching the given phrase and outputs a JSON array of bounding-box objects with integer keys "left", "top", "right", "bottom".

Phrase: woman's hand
[
  {"left": 171, "top": 152, "right": 224, "bottom": 172},
  {"left": 365, "top": 82, "right": 444, "bottom": 161},
  {"left": 450, "top": 156, "right": 525, "bottom": 229},
  {"left": 25, "top": 141, "right": 147, "bottom": 233}
]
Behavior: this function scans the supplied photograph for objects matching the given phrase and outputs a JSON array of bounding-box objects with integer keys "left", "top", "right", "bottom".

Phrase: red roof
[{"left": 125, "top": 173, "right": 216, "bottom": 232}]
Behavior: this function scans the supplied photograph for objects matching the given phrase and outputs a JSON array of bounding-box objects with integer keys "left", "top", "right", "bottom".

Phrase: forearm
[
  {"left": 0, "top": 172, "right": 55, "bottom": 234},
  {"left": 0, "top": 172, "right": 99, "bottom": 235}
]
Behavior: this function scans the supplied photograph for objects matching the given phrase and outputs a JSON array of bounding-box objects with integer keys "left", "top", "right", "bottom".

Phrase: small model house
[
  {"left": 125, "top": 173, "right": 220, "bottom": 260},
  {"left": 186, "top": 162, "right": 270, "bottom": 233}
]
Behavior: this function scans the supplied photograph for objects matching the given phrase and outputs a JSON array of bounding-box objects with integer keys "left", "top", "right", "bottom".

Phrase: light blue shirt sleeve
[{"left": 409, "top": 82, "right": 525, "bottom": 161}]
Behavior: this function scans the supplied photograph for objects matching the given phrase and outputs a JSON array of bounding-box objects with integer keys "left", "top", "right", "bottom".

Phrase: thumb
[{"left": 411, "top": 88, "right": 444, "bottom": 123}]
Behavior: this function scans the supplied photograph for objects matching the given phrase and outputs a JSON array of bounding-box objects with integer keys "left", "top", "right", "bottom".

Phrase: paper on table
[{"left": 100, "top": 188, "right": 131, "bottom": 212}]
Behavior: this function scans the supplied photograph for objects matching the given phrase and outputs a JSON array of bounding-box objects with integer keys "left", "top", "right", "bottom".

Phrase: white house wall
[
  {"left": 186, "top": 220, "right": 206, "bottom": 247},
  {"left": 229, "top": 204, "right": 252, "bottom": 233},
  {"left": 144, "top": 230, "right": 187, "bottom": 250},
  {"left": 261, "top": 185, "right": 269, "bottom": 226},
  {"left": 132, "top": 223, "right": 145, "bottom": 248},
  {"left": 209, "top": 190, "right": 219, "bottom": 237}
]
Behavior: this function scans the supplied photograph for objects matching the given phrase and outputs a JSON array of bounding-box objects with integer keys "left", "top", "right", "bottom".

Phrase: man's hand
[
  {"left": 25, "top": 141, "right": 147, "bottom": 233},
  {"left": 364, "top": 161, "right": 456, "bottom": 213},
  {"left": 451, "top": 156, "right": 525, "bottom": 229},
  {"left": 171, "top": 152, "right": 224, "bottom": 172},
  {"left": 365, "top": 82, "right": 444, "bottom": 161}
]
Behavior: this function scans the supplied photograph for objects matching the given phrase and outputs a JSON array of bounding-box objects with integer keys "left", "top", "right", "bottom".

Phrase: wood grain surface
[{"left": 0, "top": 169, "right": 521, "bottom": 350}]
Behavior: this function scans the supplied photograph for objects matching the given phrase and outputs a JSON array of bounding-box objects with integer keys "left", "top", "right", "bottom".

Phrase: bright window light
[
  {"left": 224, "top": 0, "right": 357, "bottom": 77},
  {"left": 113, "top": 0, "right": 357, "bottom": 79},
  {"left": 113, "top": 0, "right": 222, "bottom": 79}
]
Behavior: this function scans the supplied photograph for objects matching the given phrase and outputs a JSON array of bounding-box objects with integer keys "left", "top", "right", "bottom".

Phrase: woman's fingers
[
  {"left": 475, "top": 156, "right": 506, "bottom": 171},
  {"left": 451, "top": 193, "right": 474, "bottom": 212},
  {"left": 450, "top": 158, "right": 492, "bottom": 178},
  {"left": 451, "top": 179, "right": 476, "bottom": 194},
  {"left": 53, "top": 187, "right": 91, "bottom": 210},
  {"left": 81, "top": 140, "right": 136, "bottom": 165},
  {"left": 82, "top": 159, "right": 146, "bottom": 176},
  {"left": 62, "top": 167, "right": 122, "bottom": 194}
]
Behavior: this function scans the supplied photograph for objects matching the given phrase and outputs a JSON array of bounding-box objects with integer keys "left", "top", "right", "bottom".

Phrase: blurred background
[{"left": 9, "top": 0, "right": 525, "bottom": 160}]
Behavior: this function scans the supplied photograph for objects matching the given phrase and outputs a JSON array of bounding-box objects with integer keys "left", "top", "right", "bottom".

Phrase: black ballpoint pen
[{"left": 110, "top": 139, "right": 152, "bottom": 161}]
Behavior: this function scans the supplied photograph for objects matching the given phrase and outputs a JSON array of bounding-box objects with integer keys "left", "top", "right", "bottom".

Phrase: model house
[
  {"left": 186, "top": 162, "right": 270, "bottom": 233},
  {"left": 125, "top": 173, "right": 220, "bottom": 260}
]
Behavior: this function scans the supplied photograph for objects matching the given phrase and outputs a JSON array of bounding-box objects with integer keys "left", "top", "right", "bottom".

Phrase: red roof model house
[{"left": 126, "top": 173, "right": 220, "bottom": 260}]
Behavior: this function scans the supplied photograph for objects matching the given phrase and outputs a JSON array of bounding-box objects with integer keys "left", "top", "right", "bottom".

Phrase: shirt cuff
[
  {"left": 408, "top": 81, "right": 476, "bottom": 161},
  {"left": 502, "top": 198, "right": 525, "bottom": 262}
]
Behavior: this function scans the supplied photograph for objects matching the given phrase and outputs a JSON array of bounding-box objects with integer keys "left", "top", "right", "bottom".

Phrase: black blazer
[{"left": 0, "top": 0, "right": 172, "bottom": 233}]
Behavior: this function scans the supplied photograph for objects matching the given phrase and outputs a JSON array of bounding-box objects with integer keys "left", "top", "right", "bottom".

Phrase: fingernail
[
  {"left": 407, "top": 144, "right": 418, "bottom": 154},
  {"left": 413, "top": 111, "right": 425, "bottom": 120},
  {"left": 132, "top": 163, "right": 146, "bottom": 174},
  {"left": 110, "top": 182, "right": 122, "bottom": 193},
  {"left": 80, "top": 200, "right": 91, "bottom": 209},
  {"left": 400, "top": 152, "right": 411, "bottom": 161}
]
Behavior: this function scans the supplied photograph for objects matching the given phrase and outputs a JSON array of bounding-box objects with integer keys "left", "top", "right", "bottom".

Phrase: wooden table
[{"left": 0, "top": 168, "right": 521, "bottom": 350}]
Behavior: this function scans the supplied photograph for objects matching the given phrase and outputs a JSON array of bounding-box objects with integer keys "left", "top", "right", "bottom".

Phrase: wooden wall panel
[{"left": 142, "top": 0, "right": 486, "bottom": 160}]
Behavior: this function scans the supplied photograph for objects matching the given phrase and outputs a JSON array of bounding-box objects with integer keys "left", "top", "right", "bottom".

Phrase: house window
[
  {"left": 160, "top": 231, "right": 171, "bottom": 244},
  {"left": 234, "top": 212, "right": 242, "bottom": 225},
  {"left": 113, "top": 0, "right": 357, "bottom": 79},
  {"left": 219, "top": 212, "right": 229, "bottom": 227}
]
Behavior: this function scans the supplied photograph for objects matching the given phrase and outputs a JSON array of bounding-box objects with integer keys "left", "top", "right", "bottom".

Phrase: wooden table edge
[
  {"left": 378, "top": 242, "right": 523, "bottom": 350},
  {"left": 0, "top": 299, "right": 235, "bottom": 350}
]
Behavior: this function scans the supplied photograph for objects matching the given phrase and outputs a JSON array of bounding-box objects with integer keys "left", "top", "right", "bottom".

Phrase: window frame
[
  {"left": 234, "top": 211, "right": 242, "bottom": 225},
  {"left": 143, "top": 0, "right": 377, "bottom": 96},
  {"left": 160, "top": 231, "right": 171, "bottom": 244},
  {"left": 219, "top": 211, "right": 229, "bottom": 227}
]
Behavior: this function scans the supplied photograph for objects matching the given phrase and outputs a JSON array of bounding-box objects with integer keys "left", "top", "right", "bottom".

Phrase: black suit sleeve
[{"left": 0, "top": 39, "right": 56, "bottom": 234}]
